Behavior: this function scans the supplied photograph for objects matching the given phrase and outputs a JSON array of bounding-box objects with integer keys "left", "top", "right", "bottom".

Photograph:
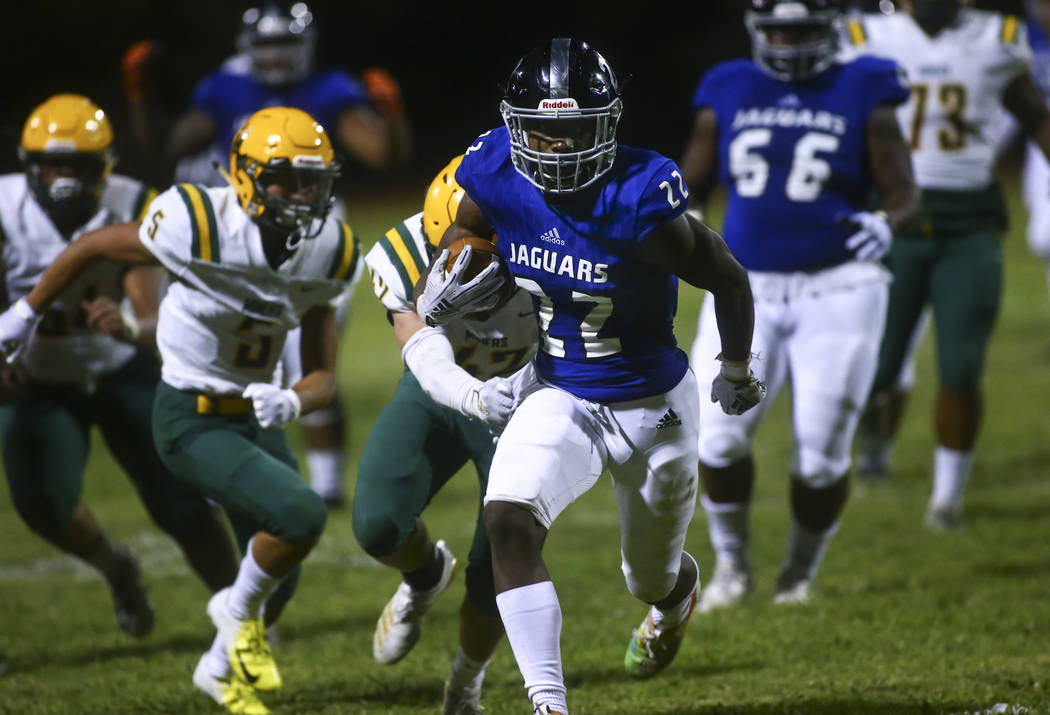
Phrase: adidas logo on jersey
[
  {"left": 656, "top": 408, "right": 682, "bottom": 429},
  {"left": 539, "top": 227, "right": 565, "bottom": 245},
  {"left": 778, "top": 93, "right": 802, "bottom": 107}
]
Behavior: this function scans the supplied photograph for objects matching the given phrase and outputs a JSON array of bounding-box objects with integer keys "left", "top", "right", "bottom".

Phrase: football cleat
[
  {"left": 697, "top": 561, "right": 753, "bottom": 613},
  {"left": 772, "top": 571, "right": 812, "bottom": 606},
  {"left": 624, "top": 585, "right": 699, "bottom": 678},
  {"left": 924, "top": 502, "right": 963, "bottom": 531},
  {"left": 443, "top": 677, "right": 484, "bottom": 715},
  {"left": 109, "top": 545, "right": 154, "bottom": 638},
  {"left": 373, "top": 540, "right": 457, "bottom": 665},
  {"left": 207, "top": 588, "right": 281, "bottom": 692},
  {"left": 193, "top": 654, "right": 270, "bottom": 714}
]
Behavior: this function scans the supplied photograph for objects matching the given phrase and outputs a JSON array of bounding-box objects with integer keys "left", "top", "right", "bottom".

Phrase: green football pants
[
  {"left": 353, "top": 370, "right": 498, "bottom": 615},
  {"left": 0, "top": 351, "right": 220, "bottom": 546}
]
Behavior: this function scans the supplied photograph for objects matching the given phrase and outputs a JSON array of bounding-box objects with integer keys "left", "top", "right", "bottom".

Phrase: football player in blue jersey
[
  {"left": 415, "top": 38, "right": 763, "bottom": 715},
  {"left": 678, "top": 0, "right": 920, "bottom": 611},
  {"left": 122, "top": 1, "right": 410, "bottom": 507},
  {"left": 123, "top": 1, "right": 410, "bottom": 185}
]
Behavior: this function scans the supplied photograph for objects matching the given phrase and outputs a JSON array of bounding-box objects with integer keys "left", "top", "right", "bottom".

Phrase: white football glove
[
  {"left": 464, "top": 376, "right": 516, "bottom": 433},
  {"left": 243, "top": 383, "right": 302, "bottom": 429},
  {"left": 711, "top": 358, "right": 766, "bottom": 416},
  {"left": 416, "top": 247, "right": 507, "bottom": 327},
  {"left": 0, "top": 298, "right": 42, "bottom": 364},
  {"left": 844, "top": 210, "right": 893, "bottom": 262}
]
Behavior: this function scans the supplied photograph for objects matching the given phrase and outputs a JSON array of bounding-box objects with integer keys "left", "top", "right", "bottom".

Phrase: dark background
[{"left": 2, "top": 0, "right": 1026, "bottom": 194}]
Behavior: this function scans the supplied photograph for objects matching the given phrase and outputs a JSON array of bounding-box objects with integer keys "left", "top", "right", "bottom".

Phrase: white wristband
[
  {"left": 285, "top": 388, "right": 302, "bottom": 421},
  {"left": 716, "top": 352, "right": 753, "bottom": 382},
  {"left": 121, "top": 312, "right": 141, "bottom": 343},
  {"left": 13, "top": 298, "right": 37, "bottom": 321}
]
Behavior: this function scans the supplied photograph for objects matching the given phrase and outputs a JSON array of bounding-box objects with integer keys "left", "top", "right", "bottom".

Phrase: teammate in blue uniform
[
  {"left": 416, "top": 38, "right": 762, "bottom": 715},
  {"left": 123, "top": 1, "right": 410, "bottom": 186},
  {"left": 679, "top": 0, "right": 920, "bottom": 611}
]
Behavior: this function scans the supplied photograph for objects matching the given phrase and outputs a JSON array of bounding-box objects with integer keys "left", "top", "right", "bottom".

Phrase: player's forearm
[
  {"left": 879, "top": 180, "right": 921, "bottom": 233},
  {"left": 292, "top": 370, "right": 337, "bottom": 415},
  {"left": 711, "top": 279, "right": 755, "bottom": 364},
  {"left": 27, "top": 223, "right": 152, "bottom": 314}
]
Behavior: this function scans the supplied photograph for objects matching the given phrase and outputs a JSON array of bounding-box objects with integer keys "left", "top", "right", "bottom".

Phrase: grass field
[{"left": 0, "top": 179, "right": 1048, "bottom": 715}]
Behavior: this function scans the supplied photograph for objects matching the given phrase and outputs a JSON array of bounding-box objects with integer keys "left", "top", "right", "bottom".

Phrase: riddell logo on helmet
[{"left": 538, "top": 99, "right": 579, "bottom": 110}]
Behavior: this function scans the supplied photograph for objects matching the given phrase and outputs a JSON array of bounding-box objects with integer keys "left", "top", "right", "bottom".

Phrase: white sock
[
  {"left": 783, "top": 520, "right": 839, "bottom": 582},
  {"left": 931, "top": 446, "right": 973, "bottom": 508},
  {"left": 84, "top": 535, "right": 127, "bottom": 581},
  {"left": 226, "top": 538, "right": 282, "bottom": 621},
  {"left": 307, "top": 449, "right": 344, "bottom": 498},
  {"left": 203, "top": 632, "right": 231, "bottom": 678},
  {"left": 651, "top": 552, "right": 699, "bottom": 630},
  {"left": 495, "top": 581, "right": 567, "bottom": 714},
  {"left": 447, "top": 646, "right": 488, "bottom": 690},
  {"left": 701, "top": 495, "right": 750, "bottom": 569}
]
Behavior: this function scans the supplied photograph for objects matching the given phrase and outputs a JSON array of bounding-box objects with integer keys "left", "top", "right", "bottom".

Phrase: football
[
  {"left": 444, "top": 235, "right": 514, "bottom": 310},
  {"left": 444, "top": 235, "right": 499, "bottom": 278}
]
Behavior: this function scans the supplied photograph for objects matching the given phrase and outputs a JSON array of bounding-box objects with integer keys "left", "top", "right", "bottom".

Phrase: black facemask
[{"left": 913, "top": 1, "right": 962, "bottom": 35}]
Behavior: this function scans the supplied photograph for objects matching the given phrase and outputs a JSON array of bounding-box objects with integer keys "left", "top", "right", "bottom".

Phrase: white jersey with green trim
[
  {"left": 0, "top": 173, "right": 157, "bottom": 387},
  {"left": 365, "top": 212, "right": 537, "bottom": 381},
  {"left": 847, "top": 9, "right": 1032, "bottom": 190},
  {"left": 141, "top": 184, "right": 360, "bottom": 395}
]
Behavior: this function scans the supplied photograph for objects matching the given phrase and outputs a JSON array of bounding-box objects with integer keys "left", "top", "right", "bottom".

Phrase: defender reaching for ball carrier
[
  {"left": 0, "top": 106, "right": 357, "bottom": 715},
  {"left": 416, "top": 39, "right": 762, "bottom": 715},
  {"left": 355, "top": 155, "right": 537, "bottom": 714}
]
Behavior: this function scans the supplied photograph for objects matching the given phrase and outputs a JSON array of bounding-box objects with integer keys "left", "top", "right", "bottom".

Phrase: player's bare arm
[
  {"left": 392, "top": 309, "right": 426, "bottom": 349},
  {"left": 81, "top": 265, "right": 165, "bottom": 349},
  {"left": 25, "top": 221, "right": 158, "bottom": 315},
  {"left": 336, "top": 106, "right": 411, "bottom": 170},
  {"left": 867, "top": 104, "right": 921, "bottom": 231},
  {"left": 439, "top": 191, "right": 495, "bottom": 249},
  {"left": 163, "top": 109, "right": 217, "bottom": 166},
  {"left": 1002, "top": 71, "right": 1050, "bottom": 163},
  {"left": 679, "top": 107, "right": 720, "bottom": 215},
  {"left": 294, "top": 305, "right": 339, "bottom": 415},
  {"left": 638, "top": 214, "right": 754, "bottom": 363}
]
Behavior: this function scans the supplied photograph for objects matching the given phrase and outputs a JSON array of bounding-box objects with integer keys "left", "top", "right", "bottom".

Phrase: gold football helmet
[
  {"left": 229, "top": 106, "right": 340, "bottom": 239},
  {"left": 19, "top": 94, "right": 117, "bottom": 222},
  {"left": 422, "top": 154, "right": 465, "bottom": 248}
]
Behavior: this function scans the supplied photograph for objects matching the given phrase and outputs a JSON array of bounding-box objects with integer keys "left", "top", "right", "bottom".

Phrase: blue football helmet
[
  {"left": 500, "top": 38, "right": 622, "bottom": 194},
  {"left": 746, "top": 0, "right": 844, "bottom": 82}
]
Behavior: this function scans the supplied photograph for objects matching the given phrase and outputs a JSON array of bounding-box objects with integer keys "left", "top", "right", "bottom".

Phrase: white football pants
[
  {"left": 692, "top": 262, "right": 889, "bottom": 487},
  {"left": 486, "top": 363, "right": 700, "bottom": 603}
]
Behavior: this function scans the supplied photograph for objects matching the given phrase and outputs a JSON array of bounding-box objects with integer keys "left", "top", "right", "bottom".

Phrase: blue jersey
[
  {"left": 456, "top": 127, "right": 690, "bottom": 403},
  {"left": 1028, "top": 18, "right": 1050, "bottom": 97},
  {"left": 191, "top": 65, "right": 371, "bottom": 152},
  {"left": 696, "top": 57, "right": 909, "bottom": 272}
]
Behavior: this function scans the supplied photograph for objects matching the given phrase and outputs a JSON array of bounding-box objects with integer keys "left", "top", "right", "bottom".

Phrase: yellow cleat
[
  {"left": 194, "top": 654, "right": 271, "bottom": 714},
  {"left": 207, "top": 588, "right": 282, "bottom": 692}
]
